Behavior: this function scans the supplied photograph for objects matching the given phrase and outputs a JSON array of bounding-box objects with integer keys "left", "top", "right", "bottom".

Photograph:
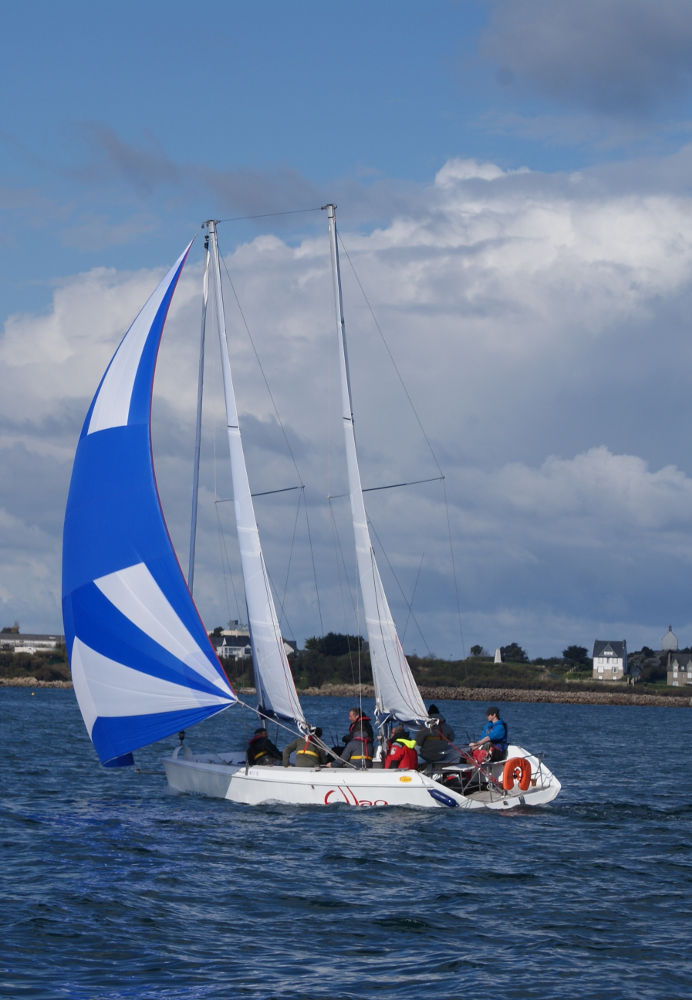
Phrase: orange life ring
[{"left": 502, "top": 756, "right": 531, "bottom": 792}]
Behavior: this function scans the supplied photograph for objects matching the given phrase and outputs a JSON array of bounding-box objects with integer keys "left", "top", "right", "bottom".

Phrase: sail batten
[{"left": 63, "top": 243, "right": 236, "bottom": 765}]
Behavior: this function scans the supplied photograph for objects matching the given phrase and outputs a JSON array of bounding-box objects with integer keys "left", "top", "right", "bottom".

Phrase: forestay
[{"left": 62, "top": 245, "right": 236, "bottom": 765}]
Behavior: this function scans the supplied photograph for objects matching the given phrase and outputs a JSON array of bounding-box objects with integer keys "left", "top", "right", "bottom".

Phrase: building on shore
[
  {"left": 0, "top": 631, "right": 63, "bottom": 654},
  {"left": 592, "top": 640, "right": 627, "bottom": 681},
  {"left": 667, "top": 652, "right": 692, "bottom": 687},
  {"left": 210, "top": 623, "right": 295, "bottom": 661},
  {"left": 661, "top": 625, "right": 678, "bottom": 653}
]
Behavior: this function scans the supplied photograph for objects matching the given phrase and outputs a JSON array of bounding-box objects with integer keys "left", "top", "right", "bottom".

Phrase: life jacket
[
  {"left": 346, "top": 715, "right": 373, "bottom": 759},
  {"left": 386, "top": 737, "right": 418, "bottom": 770},
  {"left": 296, "top": 736, "right": 321, "bottom": 760},
  {"left": 348, "top": 742, "right": 373, "bottom": 762},
  {"left": 347, "top": 714, "right": 373, "bottom": 739},
  {"left": 247, "top": 734, "right": 277, "bottom": 763}
]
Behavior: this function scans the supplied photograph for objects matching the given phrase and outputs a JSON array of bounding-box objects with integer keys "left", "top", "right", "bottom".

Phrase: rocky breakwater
[
  {"left": 293, "top": 683, "right": 689, "bottom": 708},
  {"left": 2, "top": 677, "right": 689, "bottom": 706},
  {"left": 0, "top": 676, "right": 72, "bottom": 688}
]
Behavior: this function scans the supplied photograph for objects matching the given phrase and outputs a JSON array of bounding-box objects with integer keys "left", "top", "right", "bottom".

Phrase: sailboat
[{"left": 62, "top": 208, "right": 561, "bottom": 809}]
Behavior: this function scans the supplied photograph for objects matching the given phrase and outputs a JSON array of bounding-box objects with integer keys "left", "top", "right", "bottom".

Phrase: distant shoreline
[{"left": 2, "top": 676, "right": 689, "bottom": 707}]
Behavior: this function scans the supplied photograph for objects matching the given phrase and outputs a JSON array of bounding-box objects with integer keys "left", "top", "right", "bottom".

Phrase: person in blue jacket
[{"left": 469, "top": 706, "right": 508, "bottom": 763}]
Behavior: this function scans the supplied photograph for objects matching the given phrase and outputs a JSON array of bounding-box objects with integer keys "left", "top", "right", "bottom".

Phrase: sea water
[{"left": 2, "top": 688, "right": 690, "bottom": 1000}]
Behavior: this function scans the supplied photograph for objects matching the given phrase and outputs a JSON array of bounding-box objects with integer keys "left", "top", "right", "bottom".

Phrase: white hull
[{"left": 163, "top": 743, "right": 561, "bottom": 810}]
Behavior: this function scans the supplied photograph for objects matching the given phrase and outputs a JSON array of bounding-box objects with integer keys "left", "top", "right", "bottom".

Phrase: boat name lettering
[{"left": 323, "top": 785, "right": 388, "bottom": 807}]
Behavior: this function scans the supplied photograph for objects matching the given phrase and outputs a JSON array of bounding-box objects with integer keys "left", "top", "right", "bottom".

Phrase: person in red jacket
[{"left": 385, "top": 726, "right": 419, "bottom": 769}]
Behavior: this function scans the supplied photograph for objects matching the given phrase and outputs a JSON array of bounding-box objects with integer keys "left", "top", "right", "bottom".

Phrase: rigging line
[
  {"left": 329, "top": 474, "right": 445, "bottom": 500},
  {"left": 214, "top": 497, "right": 242, "bottom": 626},
  {"left": 303, "top": 488, "right": 325, "bottom": 636},
  {"left": 367, "top": 549, "right": 424, "bottom": 717},
  {"left": 234, "top": 698, "right": 356, "bottom": 767},
  {"left": 217, "top": 234, "right": 326, "bottom": 641},
  {"left": 258, "top": 546, "right": 299, "bottom": 665},
  {"left": 214, "top": 485, "right": 301, "bottom": 502},
  {"left": 218, "top": 246, "right": 305, "bottom": 490},
  {"left": 368, "top": 517, "right": 433, "bottom": 658},
  {"left": 401, "top": 553, "right": 424, "bottom": 646},
  {"left": 442, "top": 475, "right": 466, "bottom": 662},
  {"left": 327, "top": 496, "right": 364, "bottom": 678},
  {"left": 211, "top": 427, "right": 243, "bottom": 624},
  {"left": 216, "top": 207, "right": 322, "bottom": 224},
  {"left": 275, "top": 486, "right": 324, "bottom": 638},
  {"left": 281, "top": 487, "right": 303, "bottom": 611},
  {"left": 235, "top": 697, "right": 307, "bottom": 740},
  {"left": 268, "top": 490, "right": 303, "bottom": 644},
  {"left": 337, "top": 233, "right": 444, "bottom": 480},
  {"left": 366, "top": 551, "right": 409, "bottom": 710},
  {"left": 364, "top": 475, "right": 444, "bottom": 494},
  {"left": 327, "top": 495, "right": 359, "bottom": 634}
]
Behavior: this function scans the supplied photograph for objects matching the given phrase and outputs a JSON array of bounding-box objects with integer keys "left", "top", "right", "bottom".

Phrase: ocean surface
[{"left": 2, "top": 688, "right": 691, "bottom": 1000}]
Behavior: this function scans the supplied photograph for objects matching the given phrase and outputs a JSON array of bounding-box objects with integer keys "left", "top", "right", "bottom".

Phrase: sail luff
[
  {"left": 206, "top": 221, "right": 305, "bottom": 728},
  {"left": 324, "top": 205, "right": 428, "bottom": 724},
  {"left": 187, "top": 247, "right": 210, "bottom": 591},
  {"left": 62, "top": 243, "right": 237, "bottom": 765}
]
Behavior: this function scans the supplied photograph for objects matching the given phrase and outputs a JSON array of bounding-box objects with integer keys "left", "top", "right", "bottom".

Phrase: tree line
[{"left": 0, "top": 632, "right": 672, "bottom": 689}]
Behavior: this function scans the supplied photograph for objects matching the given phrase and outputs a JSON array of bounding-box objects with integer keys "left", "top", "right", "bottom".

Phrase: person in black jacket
[
  {"left": 246, "top": 727, "right": 281, "bottom": 765},
  {"left": 415, "top": 708, "right": 461, "bottom": 765}
]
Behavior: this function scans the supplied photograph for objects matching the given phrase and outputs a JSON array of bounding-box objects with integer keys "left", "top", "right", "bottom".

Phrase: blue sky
[
  {"left": 4, "top": 0, "right": 692, "bottom": 659},
  {"left": 7, "top": 0, "right": 685, "bottom": 314}
]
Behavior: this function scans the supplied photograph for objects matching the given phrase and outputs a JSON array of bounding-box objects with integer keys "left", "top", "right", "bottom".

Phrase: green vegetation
[
  {"left": 0, "top": 644, "right": 69, "bottom": 682},
  {"left": 2, "top": 633, "right": 688, "bottom": 700}
]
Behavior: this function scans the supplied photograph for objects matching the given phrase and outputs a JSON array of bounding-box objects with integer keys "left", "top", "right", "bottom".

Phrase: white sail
[
  {"left": 207, "top": 222, "right": 306, "bottom": 728},
  {"left": 325, "top": 205, "right": 428, "bottom": 725}
]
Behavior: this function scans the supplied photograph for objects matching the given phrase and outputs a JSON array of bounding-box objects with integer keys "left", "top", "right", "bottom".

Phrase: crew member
[
  {"left": 384, "top": 726, "right": 418, "bottom": 769},
  {"left": 327, "top": 707, "right": 373, "bottom": 768},
  {"left": 247, "top": 727, "right": 281, "bottom": 765},
  {"left": 428, "top": 704, "right": 455, "bottom": 741},
  {"left": 282, "top": 727, "right": 327, "bottom": 767},
  {"left": 414, "top": 714, "right": 460, "bottom": 765},
  {"left": 469, "top": 706, "right": 508, "bottom": 763}
]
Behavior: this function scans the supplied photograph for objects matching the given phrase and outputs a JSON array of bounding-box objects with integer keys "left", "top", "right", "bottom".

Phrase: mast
[
  {"left": 205, "top": 220, "right": 306, "bottom": 728},
  {"left": 324, "top": 204, "right": 427, "bottom": 725}
]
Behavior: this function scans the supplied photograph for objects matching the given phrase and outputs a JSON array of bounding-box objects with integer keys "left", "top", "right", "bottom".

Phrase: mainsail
[
  {"left": 62, "top": 245, "right": 236, "bottom": 765},
  {"left": 324, "top": 205, "right": 428, "bottom": 726},
  {"left": 205, "top": 222, "right": 306, "bottom": 729}
]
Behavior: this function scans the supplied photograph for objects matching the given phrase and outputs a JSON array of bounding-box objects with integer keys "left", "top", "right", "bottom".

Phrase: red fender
[{"left": 502, "top": 756, "right": 531, "bottom": 792}]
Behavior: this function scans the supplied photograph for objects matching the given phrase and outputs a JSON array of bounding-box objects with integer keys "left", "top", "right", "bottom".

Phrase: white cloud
[{"left": 5, "top": 157, "right": 692, "bottom": 657}]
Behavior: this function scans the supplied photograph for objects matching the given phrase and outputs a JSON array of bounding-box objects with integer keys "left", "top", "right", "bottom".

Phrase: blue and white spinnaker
[{"left": 62, "top": 245, "right": 236, "bottom": 765}]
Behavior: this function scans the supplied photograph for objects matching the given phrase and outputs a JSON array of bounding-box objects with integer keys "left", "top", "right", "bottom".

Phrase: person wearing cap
[
  {"left": 384, "top": 725, "right": 418, "bottom": 769},
  {"left": 246, "top": 727, "right": 281, "bottom": 765},
  {"left": 469, "top": 706, "right": 508, "bottom": 763},
  {"left": 427, "top": 704, "right": 455, "bottom": 741},
  {"left": 282, "top": 727, "right": 328, "bottom": 767},
  {"left": 414, "top": 708, "right": 460, "bottom": 765}
]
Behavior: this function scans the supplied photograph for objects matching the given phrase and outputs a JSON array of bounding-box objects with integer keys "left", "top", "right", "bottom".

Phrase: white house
[
  {"left": 210, "top": 624, "right": 294, "bottom": 661},
  {"left": 592, "top": 640, "right": 627, "bottom": 681}
]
